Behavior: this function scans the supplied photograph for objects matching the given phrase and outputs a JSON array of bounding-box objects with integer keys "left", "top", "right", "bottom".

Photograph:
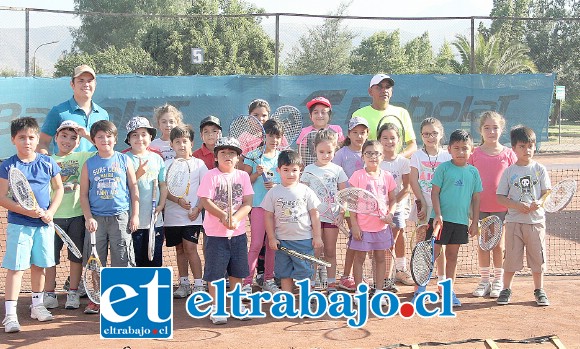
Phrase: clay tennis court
[{"left": 1, "top": 153, "right": 579, "bottom": 348}]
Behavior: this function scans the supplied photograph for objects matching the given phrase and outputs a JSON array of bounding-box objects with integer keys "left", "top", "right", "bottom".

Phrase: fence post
[
  {"left": 275, "top": 14, "right": 280, "bottom": 75},
  {"left": 470, "top": 17, "right": 475, "bottom": 74},
  {"left": 25, "top": 9, "right": 30, "bottom": 76}
]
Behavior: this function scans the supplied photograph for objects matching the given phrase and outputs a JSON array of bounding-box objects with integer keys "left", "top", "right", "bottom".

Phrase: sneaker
[
  {"left": 534, "top": 288, "right": 550, "bottom": 306},
  {"left": 78, "top": 282, "right": 88, "bottom": 298},
  {"left": 451, "top": 291, "right": 462, "bottom": 307},
  {"left": 497, "top": 288, "right": 512, "bottom": 305},
  {"left": 327, "top": 282, "right": 338, "bottom": 295},
  {"left": 65, "top": 292, "right": 80, "bottom": 309},
  {"left": 395, "top": 270, "right": 414, "bottom": 286},
  {"left": 472, "top": 281, "right": 491, "bottom": 297},
  {"left": 254, "top": 273, "right": 264, "bottom": 287},
  {"left": 241, "top": 283, "right": 252, "bottom": 294},
  {"left": 489, "top": 279, "right": 503, "bottom": 298},
  {"left": 84, "top": 301, "right": 100, "bottom": 314},
  {"left": 2, "top": 315, "right": 20, "bottom": 333},
  {"left": 192, "top": 285, "right": 206, "bottom": 293},
  {"left": 262, "top": 279, "right": 281, "bottom": 294},
  {"left": 318, "top": 266, "right": 328, "bottom": 289},
  {"left": 30, "top": 305, "right": 54, "bottom": 322},
  {"left": 412, "top": 285, "right": 427, "bottom": 303},
  {"left": 173, "top": 283, "right": 191, "bottom": 299},
  {"left": 210, "top": 307, "right": 228, "bottom": 325},
  {"left": 232, "top": 304, "right": 251, "bottom": 321},
  {"left": 338, "top": 275, "right": 356, "bottom": 292},
  {"left": 43, "top": 292, "right": 59, "bottom": 309},
  {"left": 383, "top": 278, "right": 399, "bottom": 293}
]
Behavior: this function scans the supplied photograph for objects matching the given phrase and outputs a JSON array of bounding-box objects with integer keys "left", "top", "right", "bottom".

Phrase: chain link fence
[{"left": 0, "top": 7, "right": 579, "bottom": 139}]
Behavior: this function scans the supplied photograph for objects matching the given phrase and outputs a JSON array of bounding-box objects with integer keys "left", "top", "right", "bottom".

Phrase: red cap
[{"left": 306, "top": 96, "right": 332, "bottom": 110}]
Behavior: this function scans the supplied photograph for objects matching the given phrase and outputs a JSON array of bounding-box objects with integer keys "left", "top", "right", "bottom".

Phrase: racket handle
[
  {"left": 90, "top": 230, "right": 97, "bottom": 245},
  {"left": 261, "top": 173, "right": 269, "bottom": 182}
]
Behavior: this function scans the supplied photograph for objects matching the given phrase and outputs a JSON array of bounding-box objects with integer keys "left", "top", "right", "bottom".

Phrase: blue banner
[{"left": 0, "top": 74, "right": 554, "bottom": 159}]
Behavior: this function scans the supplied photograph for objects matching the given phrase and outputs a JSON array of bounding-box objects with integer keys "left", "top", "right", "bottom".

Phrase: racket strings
[
  {"left": 84, "top": 260, "right": 101, "bottom": 303},
  {"left": 411, "top": 242, "right": 433, "bottom": 286},
  {"left": 544, "top": 180, "right": 576, "bottom": 212},
  {"left": 9, "top": 170, "right": 37, "bottom": 210},
  {"left": 166, "top": 161, "right": 190, "bottom": 197},
  {"left": 337, "top": 189, "right": 379, "bottom": 214},
  {"left": 479, "top": 217, "right": 503, "bottom": 251},
  {"left": 229, "top": 116, "right": 264, "bottom": 155}
]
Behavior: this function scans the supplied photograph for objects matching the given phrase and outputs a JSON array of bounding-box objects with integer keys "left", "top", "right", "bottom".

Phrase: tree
[
  {"left": 486, "top": 0, "right": 531, "bottom": 47},
  {"left": 72, "top": 0, "right": 190, "bottom": 54},
  {"left": 432, "top": 40, "right": 457, "bottom": 74},
  {"left": 403, "top": 32, "right": 434, "bottom": 74},
  {"left": 141, "top": 0, "right": 276, "bottom": 75},
  {"left": 285, "top": 2, "right": 355, "bottom": 75},
  {"left": 349, "top": 30, "right": 407, "bottom": 75},
  {"left": 453, "top": 31, "right": 536, "bottom": 74},
  {"left": 53, "top": 46, "right": 159, "bottom": 77}
]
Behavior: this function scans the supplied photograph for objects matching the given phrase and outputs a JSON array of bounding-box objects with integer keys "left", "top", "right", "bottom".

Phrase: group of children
[{"left": 1, "top": 96, "right": 551, "bottom": 331}]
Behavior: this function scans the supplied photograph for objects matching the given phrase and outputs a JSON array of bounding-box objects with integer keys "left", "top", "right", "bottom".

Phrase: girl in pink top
[
  {"left": 296, "top": 96, "right": 345, "bottom": 145},
  {"left": 349, "top": 140, "right": 396, "bottom": 299},
  {"left": 468, "top": 111, "right": 517, "bottom": 299}
]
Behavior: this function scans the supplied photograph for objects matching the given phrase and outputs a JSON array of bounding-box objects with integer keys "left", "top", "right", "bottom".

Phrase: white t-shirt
[
  {"left": 151, "top": 138, "right": 176, "bottom": 161},
  {"left": 380, "top": 155, "right": 411, "bottom": 212},
  {"left": 410, "top": 148, "right": 452, "bottom": 207},
  {"left": 303, "top": 162, "right": 348, "bottom": 223},
  {"left": 163, "top": 157, "right": 208, "bottom": 226}
]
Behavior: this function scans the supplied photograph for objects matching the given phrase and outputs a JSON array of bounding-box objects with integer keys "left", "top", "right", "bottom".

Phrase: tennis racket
[
  {"left": 477, "top": 215, "right": 503, "bottom": 251},
  {"left": 229, "top": 114, "right": 268, "bottom": 180},
  {"left": 8, "top": 167, "right": 82, "bottom": 259},
  {"left": 226, "top": 175, "right": 234, "bottom": 239},
  {"left": 410, "top": 224, "right": 442, "bottom": 287},
  {"left": 409, "top": 200, "right": 429, "bottom": 251},
  {"left": 300, "top": 171, "right": 349, "bottom": 236},
  {"left": 166, "top": 158, "right": 191, "bottom": 200},
  {"left": 278, "top": 244, "right": 330, "bottom": 267},
  {"left": 147, "top": 179, "right": 158, "bottom": 261},
  {"left": 83, "top": 230, "right": 102, "bottom": 304},
  {"left": 215, "top": 174, "right": 236, "bottom": 238},
  {"left": 538, "top": 179, "right": 577, "bottom": 212},
  {"left": 376, "top": 114, "right": 405, "bottom": 151},
  {"left": 336, "top": 187, "right": 388, "bottom": 218},
  {"left": 271, "top": 105, "right": 302, "bottom": 150},
  {"left": 298, "top": 130, "right": 318, "bottom": 167}
]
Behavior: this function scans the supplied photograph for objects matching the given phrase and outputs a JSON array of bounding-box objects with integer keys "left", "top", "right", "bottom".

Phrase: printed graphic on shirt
[
  {"left": 58, "top": 159, "right": 81, "bottom": 193},
  {"left": 92, "top": 163, "right": 123, "bottom": 200},
  {"left": 514, "top": 174, "right": 539, "bottom": 202},
  {"left": 276, "top": 197, "right": 308, "bottom": 224},
  {"left": 213, "top": 178, "right": 242, "bottom": 211}
]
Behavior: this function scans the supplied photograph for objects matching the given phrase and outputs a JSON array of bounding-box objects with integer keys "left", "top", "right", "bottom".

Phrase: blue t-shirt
[
  {"left": 430, "top": 161, "right": 483, "bottom": 226},
  {"left": 0, "top": 154, "right": 61, "bottom": 227},
  {"left": 85, "top": 152, "right": 130, "bottom": 216},
  {"left": 41, "top": 97, "right": 109, "bottom": 153},
  {"left": 244, "top": 149, "right": 281, "bottom": 207}
]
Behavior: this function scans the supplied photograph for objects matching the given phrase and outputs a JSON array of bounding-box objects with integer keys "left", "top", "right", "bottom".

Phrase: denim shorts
[
  {"left": 132, "top": 227, "right": 164, "bottom": 267},
  {"left": 53, "top": 216, "right": 85, "bottom": 264},
  {"left": 275, "top": 239, "right": 314, "bottom": 280},
  {"left": 2, "top": 223, "right": 55, "bottom": 270},
  {"left": 392, "top": 211, "right": 407, "bottom": 229},
  {"left": 203, "top": 233, "right": 250, "bottom": 282}
]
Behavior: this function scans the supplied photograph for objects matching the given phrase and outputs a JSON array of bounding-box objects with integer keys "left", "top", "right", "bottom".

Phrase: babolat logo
[
  {"left": 186, "top": 279, "right": 455, "bottom": 328},
  {"left": 100, "top": 267, "right": 173, "bottom": 339}
]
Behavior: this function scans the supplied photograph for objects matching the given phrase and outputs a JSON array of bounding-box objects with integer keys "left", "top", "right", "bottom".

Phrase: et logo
[{"left": 100, "top": 268, "right": 173, "bottom": 339}]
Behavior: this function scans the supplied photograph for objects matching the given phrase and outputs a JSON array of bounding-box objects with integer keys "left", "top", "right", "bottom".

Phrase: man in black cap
[{"left": 193, "top": 115, "right": 222, "bottom": 169}]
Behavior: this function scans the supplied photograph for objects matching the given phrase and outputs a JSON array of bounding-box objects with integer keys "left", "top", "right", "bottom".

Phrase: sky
[{"left": 1, "top": 0, "right": 494, "bottom": 26}]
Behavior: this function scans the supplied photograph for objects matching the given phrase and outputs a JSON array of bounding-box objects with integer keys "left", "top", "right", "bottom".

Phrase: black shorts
[
  {"left": 164, "top": 225, "right": 202, "bottom": 247},
  {"left": 426, "top": 219, "right": 468, "bottom": 245},
  {"left": 53, "top": 216, "right": 85, "bottom": 264}
]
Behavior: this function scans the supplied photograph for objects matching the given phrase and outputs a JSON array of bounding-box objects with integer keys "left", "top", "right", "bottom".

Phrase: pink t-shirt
[
  {"left": 296, "top": 125, "right": 345, "bottom": 145},
  {"left": 468, "top": 146, "right": 517, "bottom": 213},
  {"left": 197, "top": 168, "right": 254, "bottom": 237},
  {"left": 348, "top": 169, "right": 396, "bottom": 232}
]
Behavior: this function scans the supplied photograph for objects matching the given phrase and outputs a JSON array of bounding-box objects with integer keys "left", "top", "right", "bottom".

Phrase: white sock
[
  {"left": 437, "top": 275, "right": 446, "bottom": 283},
  {"left": 180, "top": 277, "right": 190, "bottom": 285},
  {"left": 31, "top": 292, "right": 43, "bottom": 307},
  {"left": 480, "top": 267, "right": 490, "bottom": 283},
  {"left": 494, "top": 268, "right": 504, "bottom": 283},
  {"left": 396, "top": 257, "right": 406, "bottom": 271},
  {"left": 193, "top": 279, "right": 203, "bottom": 287},
  {"left": 5, "top": 300, "right": 17, "bottom": 316}
]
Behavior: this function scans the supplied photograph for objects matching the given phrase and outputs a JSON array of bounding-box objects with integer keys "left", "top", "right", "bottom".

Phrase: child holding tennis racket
[
  {"left": 378, "top": 123, "right": 412, "bottom": 290},
  {"left": 297, "top": 97, "right": 345, "bottom": 145},
  {"left": 197, "top": 137, "right": 253, "bottom": 325},
  {"left": 80, "top": 120, "right": 140, "bottom": 314},
  {"left": 496, "top": 126, "right": 551, "bottom": 306},
  {"left": 349, "top": 140, "right": 397, "bottom": 305},
  {"left": 124, "top": 117, "right": 167, "bottom": 267},
  {"left": 43, "top": 120, "right": 93, "bottom": 311},
  {"left": 429, "top": 130, "right": 482, "bottom": 307},
  {"left": 150, "top": 104, "right": 183, "bottom": 161},
  {"left": 262, "top": 150, "right": 323, "bottom": 294},
  {"left": 193, "top": 115, "right": 222, "bottom": 170},
  {"left": 410, "top": 117, "right": 451, "bottom": 289},
  {"left": 165, "top": 125, "right": 208, "bottom": 298},
  {"left": 0, "top": 117, "right": 64, "bottom": 332},
  {"left": 468, "top": 111, "right": 517, "bottom": 298},
  {"left": 332, "top": 116, "right": 369, "bottom": 292},
  {"left": 303, "top": 129, "right": 348, "bottom": 294},
  {"left": 241, "top": 119, "right": 283, "bottom": 295}
]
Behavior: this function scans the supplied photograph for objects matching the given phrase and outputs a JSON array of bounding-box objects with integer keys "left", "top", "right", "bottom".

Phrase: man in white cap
[
  {"left": 38, "top": 64, "right": 109, "bottom": 154},
  {"left": 351, "top": 74, "right": 417, "bottom": 158}
]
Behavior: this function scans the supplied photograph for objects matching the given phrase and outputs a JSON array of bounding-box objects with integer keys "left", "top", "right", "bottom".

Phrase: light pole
[{"left": 33, "top": 40, "right": 59, "bottom": 77}]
